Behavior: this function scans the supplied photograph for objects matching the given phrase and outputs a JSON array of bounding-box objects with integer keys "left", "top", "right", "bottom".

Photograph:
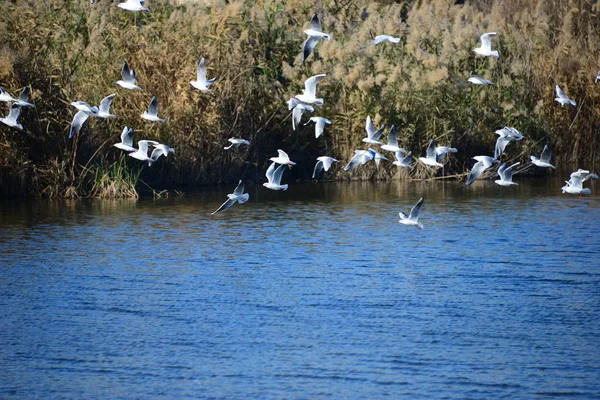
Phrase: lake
[{"left": 1, "top": 172, "right": 599, "bottom": 399}]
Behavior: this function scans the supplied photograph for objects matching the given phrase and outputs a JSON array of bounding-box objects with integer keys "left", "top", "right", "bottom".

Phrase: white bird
[
  {"left": 495, "top": 162, "right": 520, "bottom": 186},
  {"left": 372, "top": 149, "right": 388, "bottom": 170},
  {"left": 0, "top": 88, "right": 15, "bottom": 103},
  {"left": 494, "top": 127, "right": 524, "bottom": 159},
  {"left": 96, "top": 93, "right": 117, "bottom": 119},
  {"left": 0, "top": 104, "right": 23, "bottom": 130},
  {"left": 113, "top": 126, "right": 137, "bottom": 152},
  {"left": 190, "top": 57, "right": 216, "bottom": 92},
  {"left": 263, "top": 162, "right": 289, "bottom": 191},
  {"left": 473, "top": 32, "right": 499, "bottom": 58},
  {"left": 467, "top": 72, "right": 494, "bottom": 85},
  {"left": 530, "top": 145, "right": 555, "bottom": 169},
  {"left": 302, "top": 13, "right": 331, "bottom": 63},
  {"left": 362, "top": 116, "right": 384, "bottom": 145},
  {"left": 117, "top": 0, "right": 149, "bottom": 12},
  {"left": 141, "top": 96, "right": 165, "bottom": 123},
  {"left": 292, "top": 103, "right": 314, "bottom": 130},
  {"left": 304, "top": 117, "right": 331, "bottom": 138},
  {"left": 465, "top": 155, "right": 499, "bottom": 185},
  {"left": 343, "top": 149, "right": 376, "bottom": 171},
  {"left": 149, "top": 144, "right": 175, "bottom": 166},
  {"left": 293, "top": 74, "right": 326, "bottom": 107},
  {"left": 418, "top": 139, "right": 447, "bottom": 168},
  {"left": 211, "top": 180, "right": 250, "bottom": 214},
  {"left": 269, "top": 149, "right": 296, "bottom": 166},
  {"left": 70, "top": 101, "right": 99, "bottom": 114},
  {"left": 0, "top": 87, "right": 34, "bottom": 107},
  {"left": 393, "top": 151, "right": 413, "bottom": 169},
  {"left": 555, "top": 85, "right": 576, "bottom": 106},
  {"left": 116, "top": 61, "right": 142, "bottom": 90},
  {"left": 367, "top": 35, "right": 401, "bottom": 46},
  {"left": 380, "top": 125, "right": 407, "bottom": 153},
  {"left": 399, "top": 197, "right": 424, "bottom": 230},
  {"left": 435, "top": 145, "right": 458, "bottom": 159},
  {"left": 312, "top": 156, "right": 338, "bottom": 179},
  {"left": 224, "top": 138, "right": 250, "bottom": 150},
  {"left": 69, "top": 110, "right": 95, "bottom": 139},
  {"left": 561, "top": 169, "right": 598, "bottom": 196},
  {"left": 128, "top": 140, "right": 159, "bottom": 162}
]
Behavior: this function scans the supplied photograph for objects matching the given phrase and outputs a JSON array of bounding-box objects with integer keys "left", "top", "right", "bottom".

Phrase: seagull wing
[
  {"left": 465, "top": 161, "right": 486, "bottom": 185},
  {"left": 99, "top": 93, "right": 116, "bottom": 114},
  {"left": 292, "top": 105, "right": 303, "bottom": 130},
  {"left": 503, "top": 162, "right": 520, "bottom": 181},
  {"left": 540, "top": 145, "right": 552, "bottom": 163},
  {"left": 211, "top": 197, "right": 237, "bottom": 214},
  {"left": 409, "top": 198, "right": 424, "bottom": 221},
  {"left": 426, "top": 138, "right": 436, "bottom": 160},
  {"left": 308, "top": 13, "right": 322, "bottom": 32},
  {"left": 265, "top": 162, "right": 276, "bottom": 183},
  {"left": 7, "top": 104, "right": 22, "bottom": 123},
  {"left": 344, "top": 152, "right": 363, "bottom": 171},
  {"left": 148, "top": 96, "right": 158, "bottom": 116},
  {"left": 302, "top": 36, "right": 319, "bottom": 63},
  {"left": 387, "top": 125, "right": 399, "bottom": 147},
  {"left": 196, "top": 58, "right": 207, "bottom": 84},
  {"left": 555, "top": 85, "right": 566, "bottom": 99},
  {"left": 18, "top": 87, "right": 31, "bottom": 103},
  {"left": 480, "top": 32, "right": 496, "bottom": 52},
  {"left": 272, "top": 163, "right": 287, "bottom": 185},
  {"left": 303, "top": 74, "right": 326, "bottom": 98},
  {"left": 494, "top": 136, "right": 510, "bottom": 159},
  {"left": 232, "top": 180, "right": 245, "bottom": 195},
  {"left": 121, "top": 61, "right": 133, "bottom": 82},
  {"left": 365, "top": 116, "right": 375, "bottom": 139},
  {"left": 120, "top": 126, "right": 134, "bottom": 147},
  {"left": 312, "top": 160, "right": 324, "bottom": 178},
  {"left": 69, "top": 110, "right": 90, "bottom": 138}
]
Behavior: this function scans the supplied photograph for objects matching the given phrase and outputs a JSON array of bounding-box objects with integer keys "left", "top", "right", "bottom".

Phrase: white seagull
[
  {"left": 211, "top": 180, "right": 250, "bottom": 214},
  {"left": 149, "top": 144, "right": 175, "bottom": 166},
  {"left": 69, "top": 108, "right": 97, "bottom": 139},
  {"left": 555, "top": 85, "right": 576, "bottom": 106},
  {"left": 0, "top": 104, "right": 23, "bottom": 130},
  {"left": 0, "top": 87, "right": 34, "bottom": 107},
  {"left": 419, "top": 139, "right": 457, "bottom": 168},
  {"left": 304, "top": 116, "right": 331, "bottom": 138},
  {"left": 117, "top": 0, "right": 149, "bottom": 12},
  {"left": 312, "top": 156, "right": 338, "bottom": 179},
  {"left": 465, "top": 155, "right": 499, "bottom": 185},
  {"left": 113, "top": 126, "right": 137, "bottom": 152},
  {"left": 495, "top": 162, "right": 520, "bottom": 186},
  {"left": 399, "top": 198, "right": 424, "bottom": 230},
  {"left": 343, "top": 149, "right": 376, "bottom": 171},
  {"left": 362, "top": 116, "right": 385, "bottom": 145},
  {"left": 393, "top": 151, "right": 413, "bottom": 169},
  {"left": 494, "top": 126, "right": 524, "bottom": 159},
  {"left": 128, "top": 140, "right": 159, "bottom": 162},
  {"left": 141, "top": 96, "right": 165, "bottom": 123},
  {"left": 367, "top": 35, "right": 401, "bottom": 46},
  {"left": 263, "top": 162, "right": 289, "bottom": 191},
  {"left": 96, "top": 93, "right": 117, "bottom": 119},
  {"left": 530, "top": 145, "right": 555, "bottom": 169},
  {"left": 71, "top": 101, "right": 99, "bottom": 114},
  {"left": 224, "top": 138, "right": 250, "bottom": 150},
  {"left": 269, "top": 149, "right": 296, "bottom": 166},
  {"left": 190, "top": 57, "right": 216, "bottom": 92},
  {"left": 473, "top": 32, "right": 499, "bottom": 58},
  {"left": 302, "top": 13, "right": 331, "bottom": 63},
  {"left": 380, "top": 125, "right": 407, "bottom": 153},
  {"left": 292, "top": 103, "right": 314, "bottom": 130},
  {"left": 467, "top": 72, "right": 494, "bottom": 85},
  {"left": 293, "top": 74, "right": 326, "bottom": 106},
  {"left": 116, "top": 61, "right": 142, "bottom": 90},
  {"left": 562, "top": 169, "right": 598, "bottom": 197}
]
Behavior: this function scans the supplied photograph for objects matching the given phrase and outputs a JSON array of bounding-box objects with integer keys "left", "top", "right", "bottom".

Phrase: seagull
[
  {"left": 467, "top": 72, "right": 494, "bottom": 85},
  {"left": 495, "top": 162, "right": 520, "bottom": 186},
  {"left": 149, "top": 144, "right": 175, "bottom": 166},
  {"left": 473, "top": 32, "right": 499, "bottom": 58},
  {"left": 292, "top": 103, "right": 314, "bottom": 130},
  {"left": 70, "top": 101, "right": 99, "bottom": 114},
  {"left": 117, "top": 0, "right": 149, "bottom": 12},
  {"left": 224, "top": 138, "right": 250, "bottom": 150},
  {"left": 0, "top": 88, "right": 15, "bottom": 103},
  {"left": 190, "top": 57, "right": 216, "bottom": 92},
  {"left": 393, "top": 151, "right": 413, "bottom": 169},
  {"left": 343, "top": 149, "right": 376, "bottom": 171},
  {"left": 128, "top": 140, "right": 159, "bottom": 162},
  {"left": 380, "top": 125, "right": 407, "bottom": 153},
  {"left": 494, "top": 127, "right": 524, "bottom": 159},
  {"left": 116, "top": 61, "right": 142, "bottom": 90},
  {"left": 302, "top": 13, "right": 331, "bottom": 63},
  {"left": 530, "top": 145, "right": 555, "bottom": 169},
  {"left": 269, "top": 149, "right": 296, "bottom": 166},
  {"left": 304, "top": 117, "right": 331, "bottom": 138},
  {"left": 555, "top": 85, "right": 576, "bottom": 106},
  {"left": 435, "top": 144, "right": 458, "bottom": 160},
  {"left": 367, "top": 35, "right": 401, "bottom": 46},
  {"left": 69, "top": 109, "right": 97, "bottom": 139},
  {"left": 211, "top": 180, "right": 250, "bottom": 214},
  {"left": 96, "top": 93, "right": 117, "bottom": 119},
  {"left": 465, "top": 155, "right": 499, "bottom": 185},
  {"left": 418, "top": 139, "right": 447, "bottom": 168},
  {"left": 141, "top": 96, "right": 165, "bottom": 123},
  {"left": 0, "top": 87, "right": 34, "bottom": 107},
  {"left": 263, "top": 162, "right": 289, "bottom": 191},
  {"left": 312, "top": 156, "right": 338, "bottom": 178},
  {"left": 561, "top": 169, "right": 598, "bottom": 197},
  {"left": 362, "top": 116, "right": 384, "bottom": 145},
  {"left": 399, "top": 197, "right": 424, "bottom": 230},
  {"left": 113, "top": 126, "right": 137, "bottom": 152},
  {"left": 293, "top": 74, "right": 326, "bottom": 106},
  {"left": 0, "top": 104, "right": 23, "bottom": 130}
]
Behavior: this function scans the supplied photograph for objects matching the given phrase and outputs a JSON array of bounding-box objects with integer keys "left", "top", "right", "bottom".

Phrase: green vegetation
[{"left": 1, "top": 0, "right": 599, "bottom": 197}]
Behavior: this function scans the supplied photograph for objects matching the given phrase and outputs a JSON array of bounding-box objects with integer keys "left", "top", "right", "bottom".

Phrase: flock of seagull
[{"left": 1, "top": 2, "right": 598, "bottom": 228}]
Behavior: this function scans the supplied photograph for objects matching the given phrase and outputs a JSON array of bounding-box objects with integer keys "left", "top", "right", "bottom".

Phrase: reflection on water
[{"left": 0, "top": 176, "right": 599, "bottom": 399}]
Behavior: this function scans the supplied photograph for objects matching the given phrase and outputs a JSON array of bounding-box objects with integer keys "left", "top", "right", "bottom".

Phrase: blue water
[{"left": 1, "top": 178, "right": 599, "bottom": 398}]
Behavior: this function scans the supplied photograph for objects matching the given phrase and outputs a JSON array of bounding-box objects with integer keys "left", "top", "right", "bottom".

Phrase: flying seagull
[
  {"left": 419, "top": 139, "right": 450, "bottom": 168},
  {"left": 393, "top": 151, "right": 413, "bottom": 169},
  {"left": 263, "top": 162, "right": 289, "bottom": 191},
  {"left": 117, "top": 0, "right": 149, "bottom": 12},
  {"left": 399, "top": 198, "right": 424, "bottom": 230},
  {"left": 96, "top": 93, "right": 117, "bottom": 119},
  {"left": 530, "top": 145, "right": 555, "bottom": 169},
  {"left": 128, "top": 140, "right": 159, "bottom": 162},
  {"left": 211, "top": 180, "right": 250, "bottom": 214},
  {"left": 312, "top": 156, "right": 338, "bottom": 178},
  {"left": 302, "top": 13, "right": 331, "bottom": 63},
  {"left": 362, "top": 116, "right": 385, "bottom": 145},
  {"left": 69, "top": 105, "right": 98, "bottom": 139},
  {"left": 467, "top": 72, "right": 494, "bottom": 85},
  {"left": 0, "top": 104, "right": 23, "bottom": 130},
  {"left": 0, "top": 87, "right": 34, "bottom": 107},
  {"left": 380, "top": 125, "right": 407, "bottom": 153},
  {"left": 116, "top": 61, "right": 142, "bottom": 90},
  {"left": 304, "top": 116, "right": 331, "bottom": 138},
  {"left": 561, "top": 169, "right": 598, "bottom": 197},
  {"left": 555, "top": 85, "right": 576, "bottom": 106},
  {"left": 292, "top": 103, "right": 314, "bottom": 130},
  {"left": 367, "top": 35, "right": 401, "bottom": 46},
  {"left": 495, "top": 162, "right": 520, "bottom": 186},
  {"left": 343, "top": 149, "right": 376, "bottom": 171},
  {"left": 293, "top": 74, "right": 326, "bottom": 107},
  {"left": 465, "top": 155, "right": 499, "bottom": 185},
  {"left": 113, "top": 126, "right": 137, "bottom": 152},
  {"left": 224, "top": 138, "right": 250, "bottom": 150},
  {"left": 141, "top": 96, "right": 165, "bottom": 123},
  {"left": 269, "top": 149, "right": 296, "bottom": 166},
  {"left": 149, "top": 144, "right": 175, "bottom": 166},
  {"left": 473, "top": 32, "right": 499, "bottom": 58},
  {"left": 190, "top": 57, "right": 216, "bottom": 92},
  {"left": 494, "top": 127, "right": 524, "bottom": 159}
]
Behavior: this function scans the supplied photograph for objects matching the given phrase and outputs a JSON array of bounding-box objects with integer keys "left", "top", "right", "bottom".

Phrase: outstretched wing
[
  {"left": 272, "top": 163, "right": 287, "bottom": 185},
  {"left": 540, "top": 145, "right": 552, "bottom": 163},
  {"left": 69, "top": 110, "right": 90, "bottom": 138},
  {"left": 426, "top": 138, "right": 436, "bottom": 159},
  {"left": 121, "top": 61, "right": 132, "bottom": 82},
  {"left": 265, "top": 162, "right": 276, "bottom": 183},
  {"left": 480, "top": 32, "right": 496, "bottom": 52},
  {"left": 232, "top": 180, "right": 245, "bottom": 195},
  {"left": 7, "top": 104, "right": 22, "bottom": 122},
  {"left": 196, "top": 58, "right": 207, "bottom": 83},
  {"left": 302, "top": 36, "right": 319, "bottom": 63},
  {"left": 148, "top": 96, "right": 158, "bottom": 115},
  {"left": 99, "top": 93, "right": 116, "bottom": 114},
  {"left": 312, "top": 160, "right": 324, "bottom": 179},
  {"left": 409, "top": 197, "right": 424, "bottom": 221},
  {"left": 555, "top": 85, "right": 566, "bottom": 99},
  {"left": 120, "top": 126, "right": 134, "bottom": 147},
  {"left": 387, "top": 125, "right": 398, "bottom": 147},
  {"left": 465, "top": 161, "right": 485, "bottom": 186},
  {"left": 211, "top": 198, "right": 237, "bottom": 215},
  {"left": 303, "top": 74, "right": 326, "bottom": 98},
  {"left": 308, "top": 13, "right": 321, "bottom": 32}
]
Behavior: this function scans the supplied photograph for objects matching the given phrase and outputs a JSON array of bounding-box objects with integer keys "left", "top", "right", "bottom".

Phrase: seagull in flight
[
  {"left": 224, "top": 138, "right": 250, "bottom": 150},
  {"left": 380, "top": 125, "right": 407, "bottom": 153},
  {"left": 117, "top": 0, "right": 149, "bottom": 12},
  {"left": 292, "top": 103, "right": 314, "bottom": 130},
  {"left": 530, "top": 145, "right": 555, "bottom": 169},
  {"left": 269, "top": 149, "right": 296, "bottom": 166},
  {"left": 149, "top": 144, "right": 175, "bottom": 166},
  {"left": 399, "top": 198, "right": 424, "bottom": 230},
  {"left": 367, "top": 35, "right": 401, "bottom": 46},
  {"left": 116, "top": 61, "right": 142, "bottom": 90},
  {"left": 128, "top": 140, "right": 159, "bottom": 162},
  {"left": 419, "top": 139, "right": 456, "bottom": 168},
  {"left": 0, "top": 104, "right": 23, "bottom": 130},
  {"left": 343, "top": 149, "right": 376, "bottom": 171},
  {"left": 0, "top": 87, "right": 35, "bottom": 107},
  {"left": 113, "top": 126, "right": 137, "bottom": 152},
  {"left": 562, "top": 169, "right": 598, "bottom": 197},
  {"left": 465, "top": 155, "right": 499, "bottom": 185},
  {"left": 473, "top": 32, "right": 499, "bottom": 58},
  {"left": 211, "top": 180, "right": 250, "bottom": 214},
  {"left": 467, "top": 72, "right": 494, "bottom": 85},
  {"left": 141, "top": 96, "right": 165, "bottom": 123},
  {"left": 69, "top": 102, "right": 99, "bottom": 139},
  {"left": 263, "top": 162, "right": 289, "bottom": 191},
  {"left": 293, "top": 74, "right": 326, "bottom": 106},
  {"left": 494, "top": 126, "right": 524, "bottom": 159},
  {"left": 363, "top": 116, "right": 384, "bottom": 145},
  {"left": 393, "top": 151, "right": 413, "bottom": 169},
  {"left": 96, "top": 93, "right": 117, "bottom": 119},
  {"left": 555, "top": 85, "right": 576, "bottom": 106},
  {"left": 71, "top": 101, "right": 99, "bottom": 114},
  {"left": 303, "top": 13, "right": 331, "bottom": 63},
  {"left": 312, "top": 156, "right": 338, "bottom": 178},
  {"left": 190, "top": 58, "right": 216, "bottom": 92},
  {"left": 495, "top": 162, "right": 520, "bottom": 186},
  {"left": 304, "top": 117, "right": 331, "bottom": 138}
]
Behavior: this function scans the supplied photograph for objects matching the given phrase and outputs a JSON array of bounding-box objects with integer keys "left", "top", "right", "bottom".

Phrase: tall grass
[{"left": 1, "top": 0, "right": 599, "bottom": 197}]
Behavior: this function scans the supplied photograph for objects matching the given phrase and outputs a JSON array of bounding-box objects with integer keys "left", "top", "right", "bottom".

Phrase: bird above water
[{"left": 211, "top": 180, "right": 250, "bottom": 214}]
